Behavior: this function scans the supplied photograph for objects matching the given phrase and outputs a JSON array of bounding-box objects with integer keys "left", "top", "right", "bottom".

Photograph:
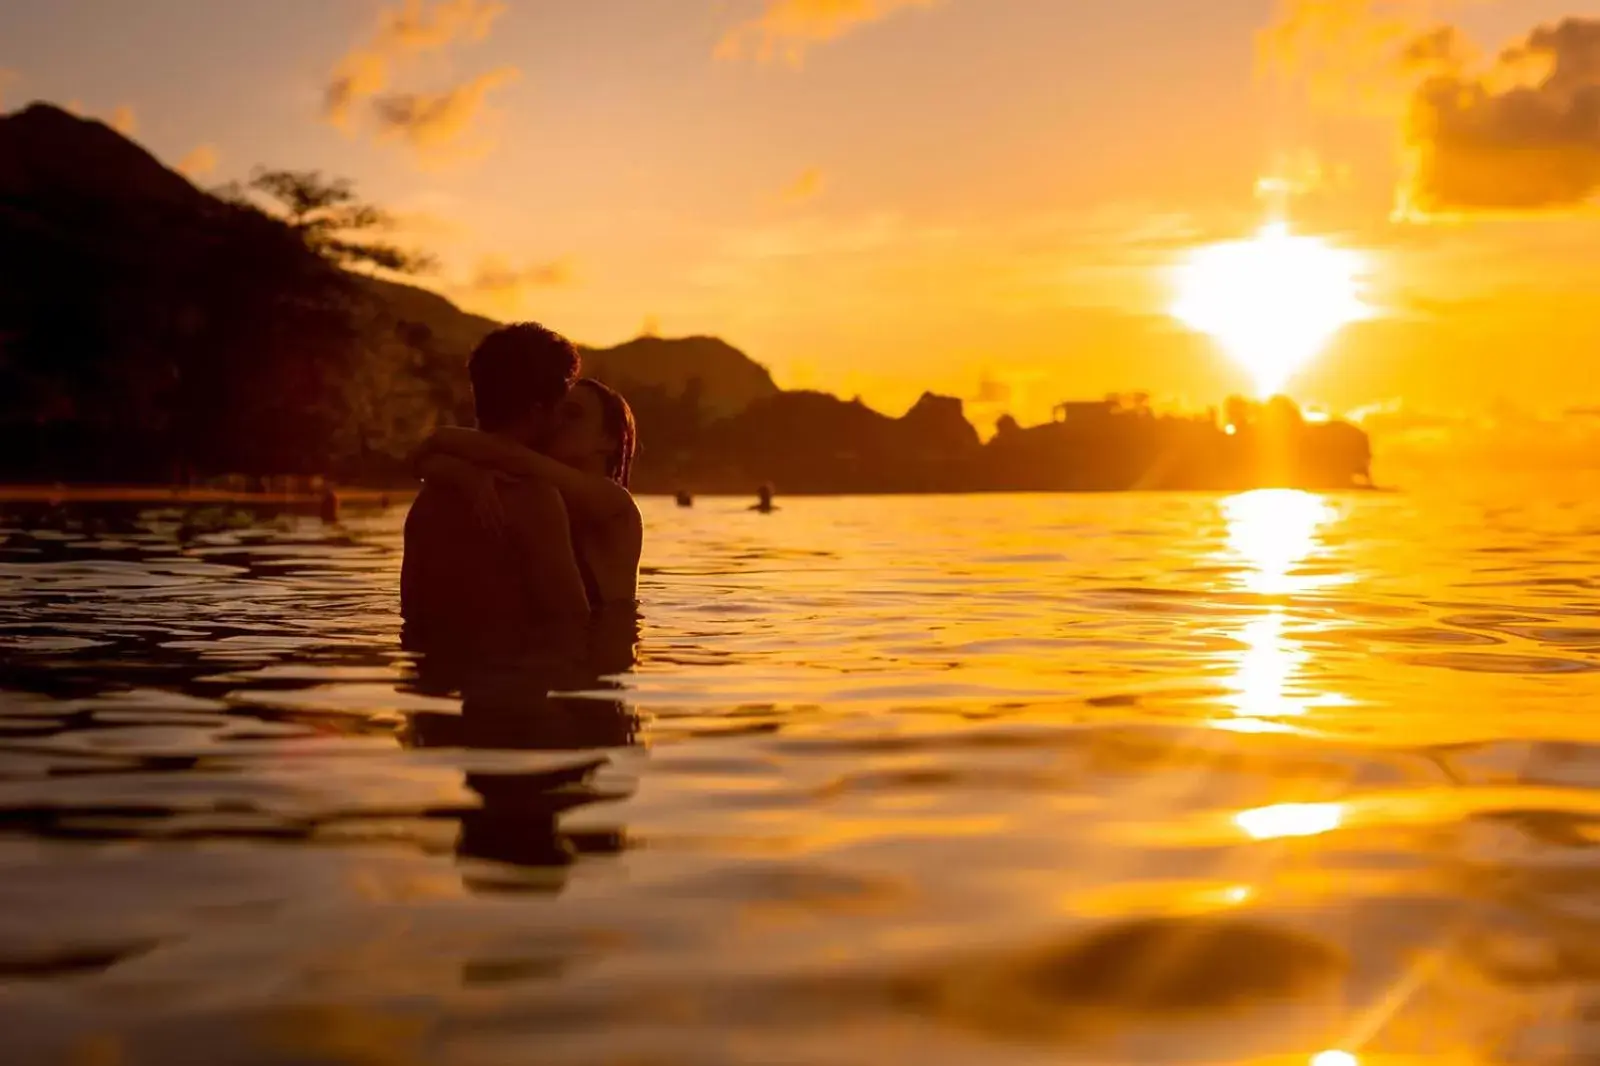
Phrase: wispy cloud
[
  {"left": 779, "top": 167, "right": 827, "bottom": 204},
  {"left": 384, "top": 0, "right": 506, "bottom": 50},
  {"left": 458, "top": 254, "right": 577, "bottom": 316},
  {"left": 323, "top": 0, "right": 515, "bottom": 164},
  {"left": 717, "top": 0, "right": 938, "bottom": 65},
  {"left": 177, "top": 143, "right": 219, "bottom": 178},
  {"left": 1352, "top": 397, "right": 1600, "bottom": 474},
  {"left": 965, "top": 368, "right": 1054, "bottom": 429},
  {"left": 388, "top": 190, "right": 473, "bottom": 242},
  {"left": 1257, "top": 0, "right": 1434, "bottom": 112},
  {"left": 371, "top": 66, "right": 519, "bottom": 162},
  {"left": 109, "top": 104, "right": 137, "bottom": 136}
]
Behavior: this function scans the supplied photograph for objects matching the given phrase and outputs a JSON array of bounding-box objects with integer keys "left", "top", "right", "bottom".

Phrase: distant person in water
[
  {"left": 401, "top": 323, "right": 591, "bottom": 650},
  {"left": 415, "top": 376, "right": 642, "bottom": 610},
  {"left": 751, "top": 483, "right": 777, "bottom": 513},
  {"left": 675, "top": 489, "right": 694, "bottom": 508}
]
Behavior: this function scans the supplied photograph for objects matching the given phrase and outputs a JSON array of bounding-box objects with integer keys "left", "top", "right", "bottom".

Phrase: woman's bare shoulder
[{"left": 616, "top": 491, "right": 644, "bottom": 535}]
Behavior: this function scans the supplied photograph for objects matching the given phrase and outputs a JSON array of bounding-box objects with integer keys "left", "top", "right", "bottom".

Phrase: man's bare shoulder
[
  {"left": 498, "top": 478, "right": 570, "bottom": 525},
  {"left": 405, "top": 482, "right": 474, "bottom": 543}
]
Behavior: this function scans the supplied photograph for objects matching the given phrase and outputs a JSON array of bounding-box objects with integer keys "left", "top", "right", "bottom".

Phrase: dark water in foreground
[{"left": 4, "top": 490, "right": 1600, "bottom": 1065}]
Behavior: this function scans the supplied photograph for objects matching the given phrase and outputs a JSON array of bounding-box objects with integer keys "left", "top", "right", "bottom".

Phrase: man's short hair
[{"left": 468, "top": 323, "right": 581, "bottom": 432}]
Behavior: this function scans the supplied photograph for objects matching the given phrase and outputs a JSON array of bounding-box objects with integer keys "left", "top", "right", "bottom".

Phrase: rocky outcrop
[{"left": 581, "top": 335, "right": 780, "bottom": 418}]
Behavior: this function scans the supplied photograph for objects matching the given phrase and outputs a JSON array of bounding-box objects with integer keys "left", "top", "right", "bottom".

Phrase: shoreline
[
  {"left": 0, "top": 483, "right": 1386, "bottom": 505},
  {"left": 0, "top": 485, "right": 408, "bottom": 505}
]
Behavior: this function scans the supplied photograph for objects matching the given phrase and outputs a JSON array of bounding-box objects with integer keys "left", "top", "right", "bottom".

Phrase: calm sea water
[{"left": 4, "top": 489, "right": 1600, "bottom": 1065}]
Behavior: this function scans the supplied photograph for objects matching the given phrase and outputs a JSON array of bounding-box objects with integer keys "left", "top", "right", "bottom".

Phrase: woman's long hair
[{"left": 575, "top": 379, "right": 637, "bottom": 488}]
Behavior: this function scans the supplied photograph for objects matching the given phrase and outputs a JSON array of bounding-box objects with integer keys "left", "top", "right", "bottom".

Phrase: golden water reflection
[
  {"left": 1223, "top": 489, "right": 1337, "bottom": 597},
  {"left": 1311, "top": 1052, "right": 1360, "bottom": 1066},
  {"left": 1235, "top": 802, "right": 1345, "bottom": 841},
  {"left": 1218, "top": 490, "right": 1351, "bottom": 727}
]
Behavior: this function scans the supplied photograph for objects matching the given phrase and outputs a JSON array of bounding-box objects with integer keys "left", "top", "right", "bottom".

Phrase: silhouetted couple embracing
[{"left": 401, "top": 322, "right": 640, "bottom": 654}]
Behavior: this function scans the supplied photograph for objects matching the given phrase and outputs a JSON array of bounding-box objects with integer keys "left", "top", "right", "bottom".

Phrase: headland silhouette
[{"left": 0, "top": 102, "right": 1372, "bottom": 495}]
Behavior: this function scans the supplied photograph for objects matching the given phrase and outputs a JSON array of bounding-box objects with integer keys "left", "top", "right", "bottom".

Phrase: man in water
[{"left": 401, "top": 323, "right": 590, "bottom": 652}]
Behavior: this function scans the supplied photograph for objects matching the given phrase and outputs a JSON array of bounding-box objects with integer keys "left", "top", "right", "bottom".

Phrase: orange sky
[{"left": 1, "top": 0, "right": 1597, "bottom": 430}]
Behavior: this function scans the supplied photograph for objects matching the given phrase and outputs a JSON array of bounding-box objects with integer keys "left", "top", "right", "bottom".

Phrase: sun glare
[
  {"left": 1235, "top": 802, "right": 1344, "bottom": 841},
  {"left": 1172, "top": 221, "right": 1372, "bottom": 396},
  {"left": 1311, "top": 1053, "right": 1359, "bottom": 1066}
]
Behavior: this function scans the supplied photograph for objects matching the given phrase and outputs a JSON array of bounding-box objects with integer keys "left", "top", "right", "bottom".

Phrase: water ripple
[{"left": 2, "top": 490, "right": 1600, "bottom": 1063}]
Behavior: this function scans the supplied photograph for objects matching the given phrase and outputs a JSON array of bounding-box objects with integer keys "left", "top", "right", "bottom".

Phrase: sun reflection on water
[
  {"left": 1217, "top": 490, "right": 1350, "bottom": 727},
  {"left": 1235, "top": 802, "right": 1345, "bottom": 840},
  {"left": 1223, "top": 489, "right": 1337, "bottom": 597},
  {"left": 1311, "top": 1052, "right": 1359, "bottom": 1066}
]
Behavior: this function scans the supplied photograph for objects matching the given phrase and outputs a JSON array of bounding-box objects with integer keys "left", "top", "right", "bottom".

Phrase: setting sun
[{"left": 1172, "top": 221, "right": 1373, "bottom": 396}]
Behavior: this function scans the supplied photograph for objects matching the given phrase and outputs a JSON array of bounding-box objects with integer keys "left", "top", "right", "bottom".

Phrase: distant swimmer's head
[
  {"left": 469, "top": 323, "right": 581, "bottom": 448},
  {"left": 552, "top": 379, "right": 637, "bottom": 488}
]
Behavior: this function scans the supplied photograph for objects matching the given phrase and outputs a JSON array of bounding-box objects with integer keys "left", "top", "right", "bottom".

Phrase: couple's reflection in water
[{"left": 398, "top": 609, "right": 644, "bottom": 893}]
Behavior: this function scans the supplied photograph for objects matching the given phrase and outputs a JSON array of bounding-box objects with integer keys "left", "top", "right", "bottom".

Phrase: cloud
[
  {"left": 1257, "top": 0, "right": 1431, "bottom": 112},
  {"left": 0, "top": 69, "right": 19, "bottom": 110},
  {"left": 370, "top": 66, "right": 519, "bottom": 160},
  {"left": 969, "top": 374, "right": 1011, "bottom": 406},
  {"left": 325, "top": 50, "right": 391, "bottom": 132},
  {"left": 966, "top": 370, "right": 1050, "bottom": 421},
  {"left": 779, "top": 167, "right": 827, "bottom": 204},
  {"left": 1401, "top": 17, "right": 1600, "bottom": 215},
  {"left": 177, "top": 144, "right": 219, "bottom": 178},
  {"left": 383, "top": 0, "right": 506, "bottom": 50},
  {"left": 717, "top": 0, "right": 938, "bottom": 65},
  {"left": 1253, "top": 149, "right": 1356, "bottom": 213},
  {"left": 459, "top": 254, "right": 577, "bottom": 315},
  {"left": 323, "top": 0, "right": 514, "bottom": 162},
  {"left": 109, "top": 104, "right": 137, "bottom": 136},
  {"left": 384, "top": 190, "right": 476, "bottom": 250},
  {"left": 1351, "top": 398, "right": 1600, "bottom": 475},
  {"left": 1260, "top": 4, "right": 1600, "bottom": 216},
  {"left": 1397, "top": 24, "right": 1474, "bottom": 76}
]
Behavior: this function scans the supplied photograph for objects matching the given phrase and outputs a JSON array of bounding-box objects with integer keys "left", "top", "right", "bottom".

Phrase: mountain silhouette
[
  {"left": 0, "top": 102, "right": 204, "bottom": 210},
  {"left": 582, "top": 335, "right": 779, "bottom": 418},
  {"left": 0, "top": 101, "right": 1374, "bottom": 493},
  {"left": 360, "top": 283, "right": 779, "bottom": 419}
]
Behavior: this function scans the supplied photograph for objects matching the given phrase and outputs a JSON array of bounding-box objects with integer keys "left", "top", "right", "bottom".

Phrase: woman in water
[{"left": 415, "top": 378, "right": 641, "bottom": 608}]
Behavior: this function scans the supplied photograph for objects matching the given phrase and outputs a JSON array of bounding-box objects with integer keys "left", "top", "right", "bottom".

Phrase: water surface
[{"left": 4, "top": 490, "right": 1600, "bottom": 1065}]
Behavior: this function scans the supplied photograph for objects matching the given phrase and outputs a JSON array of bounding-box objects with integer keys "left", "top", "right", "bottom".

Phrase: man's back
[
  {"left": 402, "top": 477, "right": 593, "bottom": 654},
  {"left": 401, "top": 482, "right": 530, "bottom": 650}
]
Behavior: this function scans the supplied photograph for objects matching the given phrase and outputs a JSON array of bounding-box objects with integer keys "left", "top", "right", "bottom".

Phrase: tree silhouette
[
  {"left": 1223, "top": 395, "right": 1255, "bottom": 432},
  {"left": 216, "top": 168, "right": 436, "bottom": 275}
]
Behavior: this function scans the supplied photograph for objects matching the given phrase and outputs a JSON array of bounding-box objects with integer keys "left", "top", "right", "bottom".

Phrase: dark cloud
[{"left": 1403, "top": 17, "right": 1600, "bottom": 214}]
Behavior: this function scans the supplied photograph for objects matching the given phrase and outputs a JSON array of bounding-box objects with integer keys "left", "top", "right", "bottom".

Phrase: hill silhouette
[
  {"left": 0, "top": 101, "right": 1373, "bottom": 493},
  {"left": 356, "top": 282, "right": 778, "bottom": 418}
]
